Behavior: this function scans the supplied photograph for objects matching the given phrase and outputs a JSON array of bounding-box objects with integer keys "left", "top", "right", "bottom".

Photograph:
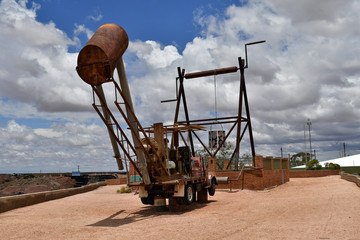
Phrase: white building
[
  {"left": 294, "top": 154, "right": 360, "bottom": 168},
  {"left": 319, "top": 154, "right": 360, "bottom": 167}
]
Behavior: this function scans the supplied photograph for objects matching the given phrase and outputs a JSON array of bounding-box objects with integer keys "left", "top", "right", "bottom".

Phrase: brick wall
[
  {"left": 290, "top": 170, "right": 340, "bottom": 178},
  {"left": 208, "top": 157, "right": 216, "bottom": 172},
  {"left": 215, "top": 169, "right": 265, "bottom": 190},
  {"left": 128, "top": 160, "right": 141, "bottom": 183},
  {"left": 215, "top": 155, "right": 290, "bottom": 190},
  {"left": 105, "top": 176, "right": 127, "bottom": 185}
]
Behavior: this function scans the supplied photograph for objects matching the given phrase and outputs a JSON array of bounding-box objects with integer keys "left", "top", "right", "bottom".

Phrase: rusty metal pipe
[
  {"left": 184, "top": 66, "right": 238, "bottom": 79},
  {"left": 76, "top": 24, "right": 129, "bottom": 86},
  {"left": 116, "top": 58, "right": 151, "bottom": 184}
]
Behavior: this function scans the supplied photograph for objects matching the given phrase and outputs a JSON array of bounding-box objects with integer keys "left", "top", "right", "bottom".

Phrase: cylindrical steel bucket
[
  {"left": 216, "top": 176, "right": 229, "bottom": 184},
  {"left": 76, "top": 23, "right": 129, "bottom": 86}
]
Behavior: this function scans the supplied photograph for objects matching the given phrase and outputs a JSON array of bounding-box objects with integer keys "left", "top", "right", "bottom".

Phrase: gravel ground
[{"left": 0, "top": 175, "right": 359, "bottom": 240}]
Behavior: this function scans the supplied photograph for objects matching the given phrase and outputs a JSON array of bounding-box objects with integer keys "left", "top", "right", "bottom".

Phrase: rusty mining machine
[{"left": 76, "top": 23, "right": 264, "bottom": 211}]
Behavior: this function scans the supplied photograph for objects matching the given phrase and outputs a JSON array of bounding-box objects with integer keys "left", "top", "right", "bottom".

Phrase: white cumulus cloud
[{"left": 0, "top": 0, "right": 360, "bottom": 173}]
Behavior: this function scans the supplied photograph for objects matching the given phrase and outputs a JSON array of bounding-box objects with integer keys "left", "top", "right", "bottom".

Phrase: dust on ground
[{"left": 0, "top": 175, "right": 359, "bottom": 240}]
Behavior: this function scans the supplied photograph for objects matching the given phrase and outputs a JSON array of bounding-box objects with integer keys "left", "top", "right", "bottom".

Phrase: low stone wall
[
  {"left": 341, "top": 172, "right": 360, "bottom": 187},
  {"left": 290, "top": 170, "right": 340, "bottom": 178},
  {"left": 0, "top": 182, "right": 106, "bottom": 213}
]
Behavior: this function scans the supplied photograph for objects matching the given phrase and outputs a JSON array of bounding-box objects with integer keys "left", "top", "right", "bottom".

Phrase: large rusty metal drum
[{"left": 76, "top": 24, "right": 129, "bottom": 86}]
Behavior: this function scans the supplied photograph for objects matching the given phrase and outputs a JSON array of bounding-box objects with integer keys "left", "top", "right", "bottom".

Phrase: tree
[
  {"left": 195, "top": 148, "right": 210, "bottom": 166},
  {"left": 328, "top": 163, "right": 340, "bottom": 170},
  {"left": 240, "top": 152, "right": 252, "bottom": 167},
  {"left": 324, "top": 162, "right": 341, "bottom": 170},
  {"left": 195, "top": 142, "right": 235, "bottom": 170},
  {"left": 306, "top": 159, "right": 322, "bottom": 170},
  {"left": 290, "top": 152, "right": 310, "bottom": 167}
]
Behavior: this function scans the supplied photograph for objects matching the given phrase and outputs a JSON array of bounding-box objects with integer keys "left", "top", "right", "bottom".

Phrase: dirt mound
[
  {"left": 24, "top": 185, "right": 53, "bottom": 194},
  {"left": 0, "top": 175, "right": 76, "bottom": 197},
  {"left": 0, "top": 186, "right": 22, "bottom": 197}
]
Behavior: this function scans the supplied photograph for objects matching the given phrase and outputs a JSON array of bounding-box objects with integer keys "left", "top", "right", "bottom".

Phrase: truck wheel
[
  {"left": 141, "top": 198, "right": 149, "bottom": 205},
  {"left": 208, "top": 178, "right": 216, "bottom": 196},
  {"left": 184, "top": 183, "right": 195, "bottom": 204},
  {"left": 141, "top": 195, "right": 154, "bottom": 205}
]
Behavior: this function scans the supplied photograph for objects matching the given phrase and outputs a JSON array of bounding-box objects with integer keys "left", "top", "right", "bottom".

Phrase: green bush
[
  {"left": 306, "top": 159, "right": 322, "bottom": 170},
  {"left": 329, "top": 163, "right": 340, "bottom": 170},
  {"left": 117, "top": 186, "right": 132, "bottom": 194},
  {"left": 324, "top": 162, "right": 341, "bottom": 170}
]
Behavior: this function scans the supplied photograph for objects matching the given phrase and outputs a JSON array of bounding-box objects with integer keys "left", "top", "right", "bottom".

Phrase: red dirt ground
[{"left": 0, "top": 175, "right": 359, "bottom": 240}]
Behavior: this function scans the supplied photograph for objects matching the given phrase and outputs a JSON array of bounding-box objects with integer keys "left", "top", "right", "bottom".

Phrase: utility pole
[
  {"left": 281, "top": 147, "right": 283, "bottom": 158},
  {"left": 343, "top": 142, "right": 346, "bottom": 157},
  {"left": 304, "top": 124, "right": 307, "bottom": 162},
  {"left": 307, "top": 119, "right": 312, "bottom": 161}
]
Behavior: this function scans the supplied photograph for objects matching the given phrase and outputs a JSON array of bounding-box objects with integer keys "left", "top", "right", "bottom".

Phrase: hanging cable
[{"left": 214, "top": 73, "right": 224, "bottom": 131}]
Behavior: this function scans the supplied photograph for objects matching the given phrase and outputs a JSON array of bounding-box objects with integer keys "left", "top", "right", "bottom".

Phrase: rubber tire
[
  {"left": 141, "top": 195, "right": 154, "bottom": 205},
  {"left": 141, "top": 197, "right": 149, "bottom": 205},
  {"left": 184, "top": 183, "right": 195, "bottom": 205},
  {"left": 208, "top": 178, "right": 216, "bottom": 196}
]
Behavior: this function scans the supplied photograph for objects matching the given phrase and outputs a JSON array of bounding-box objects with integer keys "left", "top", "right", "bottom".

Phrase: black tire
[
  {"left": 141, "top": 197, "right": 149, "bottom": 205},
  {"left": 141, "top": 195, "right": 154, "bottom": 205},
  {"left": 208, "top": 178, "right": 216, "bottom": 196},
  {"left": 184, "top": 183, "right": 195, "bottom": 205}
]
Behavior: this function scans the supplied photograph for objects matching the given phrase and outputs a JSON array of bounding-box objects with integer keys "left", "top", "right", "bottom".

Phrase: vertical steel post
[
  {"left": 242, "top": 61, "right": 256, "bottom": 163},
  {"left": 307, "top": 119, "right": 312, "bottom": 161},
  {"left": 176, "top": 67, "right": 195, "bottom": 157},
  {"left": 234, "top": 57, "right": 256, "bottom": 168},
  {"left": 304, "top": 124, "right": 307, "bottom": 163},
  {"left": 234, "top": 58, "right": 245, "bottom": 170}
]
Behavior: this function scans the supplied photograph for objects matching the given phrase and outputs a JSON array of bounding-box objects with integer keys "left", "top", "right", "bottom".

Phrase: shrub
[
  {"left": 117, "top": 186, "right": 132, "bottom": 194},
  {"left": 315, "top": 164, "right": 322, "bottom": 170},
  {"left": 329, "top": 163, "right": 340, "bottom": 170},
  {"left": 306, "top": 159, "right": 322, "bottom": 170}
]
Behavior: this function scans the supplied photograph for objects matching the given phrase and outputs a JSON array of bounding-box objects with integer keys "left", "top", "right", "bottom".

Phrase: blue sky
[
  {"left": 34, "top": 0, "right": 241, "bottom": 53},
  {"left": 1, "top": 0, "right": 360, "bottom": 173}
]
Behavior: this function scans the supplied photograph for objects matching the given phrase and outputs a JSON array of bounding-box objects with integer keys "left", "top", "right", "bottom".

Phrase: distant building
[
  {"left": 293, "top": 154, "right": 360, "bottom": 168},
  {"left": 319, "top": 154, "right": 360, "bottom": 167}
]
